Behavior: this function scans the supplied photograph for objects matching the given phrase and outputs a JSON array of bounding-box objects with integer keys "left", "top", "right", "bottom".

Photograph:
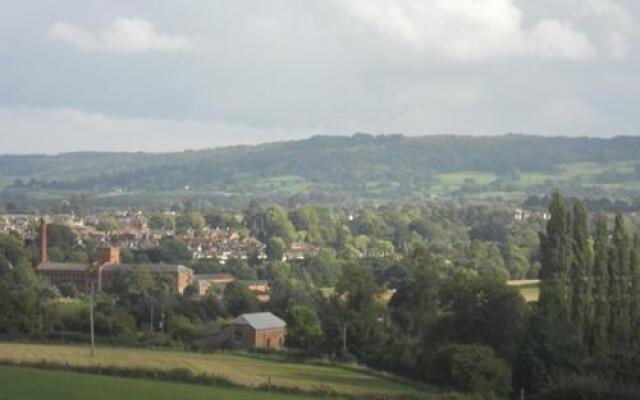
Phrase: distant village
[
  {"left": 0, "top": 211, "right": 318, "bottom": 302},
  {"left": 0, "top": 211, "right": 315, "bottom": 263}
]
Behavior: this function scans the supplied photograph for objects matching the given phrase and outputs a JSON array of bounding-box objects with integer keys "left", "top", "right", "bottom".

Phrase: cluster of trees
[
  {"left": 516, "top": 192, "right": 640, "bottom": 394},
  {"left": 524, "top": 194, "right": 640, "bottom": 214},
  {"left": 4, "top": 135, "right": 640, "bottom": 208},
  {"left": 243, "top": 202, "right": 544, "bottom": 280},
  {"left": 4, "top": 191, "right": 640, "bottom": 398}
]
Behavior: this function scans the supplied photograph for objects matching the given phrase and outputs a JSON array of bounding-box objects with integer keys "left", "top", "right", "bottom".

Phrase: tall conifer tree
[
  {"left": 538, "top": 191, "right": 573, "bottom": 320},
  {"left": 630, "top": 235, "right": 640, "bottom": 347},
  {"left": 591, "top": 215, "right": 610, "bottom": 354},
  {"left": 570, "top": 200, "right": 592, "bottom": 349},
  {"left": 516, "top": 191, "right": 579, "bottom": 391},
  {"left": 608, "top": 214, "right": 631, "bottom": 348}
]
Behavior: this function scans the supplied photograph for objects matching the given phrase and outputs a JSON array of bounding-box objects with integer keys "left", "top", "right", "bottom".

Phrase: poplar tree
[
  {"left": 516, "top": 191, "right": 578, "bottom": 391},
  {"left": 630, "top": 235, "right": 640, "bottom": 347},
  {"left": 608, "top": 214, "right": 631, "bottom": 348},
  {"left": 538, "top": 191, "right": 573, "bottom": 320},
  {"left": 590, "top": 215, "right": 610, "bottom": 354},
  {"left": 570, "top": 200, "right": 592, "bottom": 349}
]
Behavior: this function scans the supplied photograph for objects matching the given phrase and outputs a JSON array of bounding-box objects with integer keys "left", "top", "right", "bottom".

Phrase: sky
[{"left": 0, "top": 0, "right": 639, "bottom": 154}]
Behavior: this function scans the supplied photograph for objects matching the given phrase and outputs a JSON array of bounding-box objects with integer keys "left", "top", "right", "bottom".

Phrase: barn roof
[
  {"left": 37, "top": 262, "right": 91, "bottom": 271},
  {"left": 231, "top": 312, "right": 286, "bottom": 330},
  {"left": 102, "top": 263, "right": 192, "bottom": 273}
]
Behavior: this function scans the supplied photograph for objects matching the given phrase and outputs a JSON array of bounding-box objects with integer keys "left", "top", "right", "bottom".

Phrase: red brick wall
[
  {"left": 254, "top": 328, "right": 286, "bottom": 350},
  {"left": 228, "top": 326, "right": 286, "bottom": 350}
]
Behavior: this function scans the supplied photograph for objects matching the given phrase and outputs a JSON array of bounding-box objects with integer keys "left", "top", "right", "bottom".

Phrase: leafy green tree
[
  {"left": 389, "top": 247, "right": 441, "bottom": 338},
  {"left": 177, "top": 212, "right": 205, "bottom": 232},
  {"left": 223, "top": 281, "right": 259, "bottom": 316},
  {"left": 266, "top": 206, "right": 297, "bottom": 245},
  {"left": 266, "top": 236, "right": 286, "bottom": 261},
  {"left": 205, "top": 211, "right": 242, "bottom": 229},
  {"left": 168, "top": 315, "right": 197, "bottom": 342},
  {"left": 156, "top": 238, "right": 192, "bottom": 264},
  {"left": 285, "top": 305, "right": 323, "bottom": 349},
  {"left": 97, "top": 216, "right": 120, "bottom": 232},
  {"left": 353, "top": 235, "right": 371, "bottom": 255},
  {"left": 0, "top": 234, "right": 41, "bottom": 335},
  {"left": 350, "top": 209, "right": 387, "bottom": 237},
  {"left": 333, "top": 262, "right": 387, "bottom": 360},
  {"left": 69, "top": 250, "right": 89, "bottom": 263},
  {"left": 149, "top": 213, "right": 175, "bottom": 230},
  {"left": 503, "top": 235, "right": 531, "bottom": 279},
  {"left": 335, "top": 225, "right": 352, "bottom": 253},
  {"left": 289, "top": 207, "right": 323, "bottom": 245},
  {"left": 303, "top": 250, "right": 342, "bottom": 288},
  {"left": 466, "top": 241, "right": 509, "bottom": 280},
  {"left": 431, "top": 344, "right": 512, "bottom": 398},
  {"left": 438, "top": 277, "right": 528, "bottom": 362},
  {"left": 249, "top": 205, "right": 297, "bottom": 245},
  {"left": 367, "top": 238, "right": 396, "bottom": 258}
]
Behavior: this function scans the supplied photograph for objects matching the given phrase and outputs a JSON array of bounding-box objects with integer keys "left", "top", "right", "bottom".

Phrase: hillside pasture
[
  {"left": 0, "top": 343, "right": 424, "bottom": 397},
  {"left": 0, "top": 366, "right": 317, "bottom": 400}
]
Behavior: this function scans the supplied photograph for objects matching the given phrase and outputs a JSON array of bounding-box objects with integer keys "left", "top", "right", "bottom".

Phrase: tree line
[{"left": 2, "top": 191, "right": 640, "bottom": 398}]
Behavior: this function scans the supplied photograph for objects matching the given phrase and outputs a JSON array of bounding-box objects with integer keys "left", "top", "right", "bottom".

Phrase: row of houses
[
  {"left": 37, "top": 219, "right": 271, "bottom": 300},
  {"left": 36, "top": 217, "right": 286, "bottom": 351},
  {"left": 1, "top": 213, "right": 322, "bottom": 263}
]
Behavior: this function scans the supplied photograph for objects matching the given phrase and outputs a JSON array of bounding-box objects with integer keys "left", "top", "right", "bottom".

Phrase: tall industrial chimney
[{"left": 40, "top": 217, "right": 47, "bottom": 265}]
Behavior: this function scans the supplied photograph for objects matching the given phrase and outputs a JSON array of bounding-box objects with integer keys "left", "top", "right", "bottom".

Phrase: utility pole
[
  {"left": 342, "top": 323, "right": 348, "bottom": 354},
  {"left": 89, "top": 282, "right": 96, "bottom": 357},
  {"left": 150, "top": 304, "right": 154, "bottom": 332}
]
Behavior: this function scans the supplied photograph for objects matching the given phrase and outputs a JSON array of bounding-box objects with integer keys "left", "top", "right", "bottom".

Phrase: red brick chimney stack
[{"left": 40, "top": 217, "right": 47, "bottom": 265}]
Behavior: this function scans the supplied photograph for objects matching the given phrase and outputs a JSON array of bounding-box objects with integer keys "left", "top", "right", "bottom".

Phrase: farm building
[
  {"left": 195, "top": 312, "right": 286, "bottom": 351},
  {"left": 228, "top": 312, "right": 286, "bottom": 350}
]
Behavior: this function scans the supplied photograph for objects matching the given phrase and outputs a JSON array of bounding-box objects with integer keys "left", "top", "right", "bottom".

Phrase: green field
[
  {"left": 0, "top": 343, "right": 424, "bottom": 397},
  {"left": 431, "top": 161, "right": 639, "bottom": 198},
  {"left": 0, "top": 366, "right": 317, "bottom": 400},
  {"left": 507, "top": 280, "right": 540, "bottom": 303},
  {"left": 437, "top": 171, "right": 498, "bottom": 186}
]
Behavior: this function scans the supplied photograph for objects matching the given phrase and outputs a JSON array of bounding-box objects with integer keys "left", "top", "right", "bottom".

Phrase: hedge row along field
[
  {"left": 0, "top": 366, "right": 322, "bottom": 400},
  {"left": 0, "top": 343, "right": 429, "bottom": 397}
]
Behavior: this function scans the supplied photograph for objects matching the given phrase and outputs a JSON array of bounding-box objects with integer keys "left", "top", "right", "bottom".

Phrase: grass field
[
  {"left": 0, "top": 366, "right": 318, "bottom": 400},
  {"left": 0, "top": 343, "right": 424, "bottom": 397},
  {"left": 431, "top": 161, "right": 639, "bottom": 197},
  {"left": 507, "top": 280, "right": 540, "bottom": 303}
]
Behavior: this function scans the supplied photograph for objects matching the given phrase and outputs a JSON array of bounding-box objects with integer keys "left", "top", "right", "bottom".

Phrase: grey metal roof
[
  {"left": 37, "top": 262, "right": 91, "bottom": 272},
  {"left": 194, "top": 273, "right": 234, "bottom": 281},
  {"left": 231, "top": 312, "right": 286, "bottom": 330},
  {"left": 103, "top": 263, "right": 192, "bottom": 273}
]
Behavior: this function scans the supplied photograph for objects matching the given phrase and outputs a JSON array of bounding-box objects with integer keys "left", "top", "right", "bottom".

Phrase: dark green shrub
[
  {"left": 529, "top": 375, "right": 640, "bottom": 400},
  {"left": 431, "top": 344, "right": 511, "bottom": 398}
]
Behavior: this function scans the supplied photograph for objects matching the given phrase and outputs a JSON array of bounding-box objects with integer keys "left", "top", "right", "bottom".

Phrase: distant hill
[{"left": 1, "top": 134, "right": 639, "bottom": 207}]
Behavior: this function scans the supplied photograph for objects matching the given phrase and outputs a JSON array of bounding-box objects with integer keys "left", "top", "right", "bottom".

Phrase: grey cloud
[
  {"left": 47, "top": 17, "right": 205, "bottom": 52},
  {"left": 0, "top": 0, "right": 638, "bottom": 153}
]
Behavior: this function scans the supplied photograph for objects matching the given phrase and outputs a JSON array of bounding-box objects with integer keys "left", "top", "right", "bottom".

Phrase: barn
[{"left": 228, "top": 312, "right": 286, "bottom": 350}]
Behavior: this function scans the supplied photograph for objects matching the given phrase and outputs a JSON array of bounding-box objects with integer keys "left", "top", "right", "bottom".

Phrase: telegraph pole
[
  {"left": 342, "top": 323, "right": 348, "bottom": 354},
  {"left": 89, "top": 282, "right": 96, "bottom": 357}
]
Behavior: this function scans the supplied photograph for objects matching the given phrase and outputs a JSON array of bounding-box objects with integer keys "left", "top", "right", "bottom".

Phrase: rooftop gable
[{"left": 231, "top": 312, "right": 286, "bottom": 330}]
